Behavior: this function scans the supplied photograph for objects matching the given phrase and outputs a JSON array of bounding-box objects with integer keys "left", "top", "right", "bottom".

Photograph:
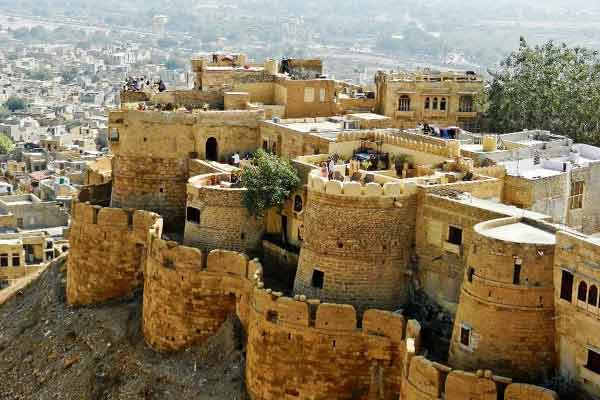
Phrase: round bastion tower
[
  {"left": 293, "top": 171, "right": 417, "bottom": 315},
  {"left": 449, "top": 217, "right": 556, "bottom": 382},
  {"left": 183, "top": 172, "right": 264, "bottom": 254}
]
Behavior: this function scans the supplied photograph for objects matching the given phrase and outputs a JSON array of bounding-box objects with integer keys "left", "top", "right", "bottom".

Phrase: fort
[{"left": 61, "top": 54, "right": 600, "bottom": 399}]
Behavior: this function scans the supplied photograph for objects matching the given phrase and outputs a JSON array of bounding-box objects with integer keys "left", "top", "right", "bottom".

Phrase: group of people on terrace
[{"left": 124, "top": 76, "right": 167, "bottom": 93}]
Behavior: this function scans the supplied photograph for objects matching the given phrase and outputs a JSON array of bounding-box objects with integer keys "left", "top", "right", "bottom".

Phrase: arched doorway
[{"left": 206, "top": 137, "right": 218, "bottom": 161}]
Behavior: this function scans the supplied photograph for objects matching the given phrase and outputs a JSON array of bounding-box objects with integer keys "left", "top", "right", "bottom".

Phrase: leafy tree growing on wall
[
  {"left": 241, "top": 149, "right": 300, "bottom": 217},
  {"left": 0, "top": 134, "right": 14, "bottom": 154},
  {"left": 486, "top": 37, "right": 600, "bottom": 145}
]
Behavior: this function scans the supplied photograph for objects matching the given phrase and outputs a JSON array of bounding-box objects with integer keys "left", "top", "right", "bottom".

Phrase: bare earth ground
[{"left": 0, "top": 258, "right": 248, "bottom": 400}]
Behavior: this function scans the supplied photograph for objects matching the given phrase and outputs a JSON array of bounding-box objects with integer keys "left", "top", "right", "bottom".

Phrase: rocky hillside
[{"left": 0, "top": 257, "right": 247, "bottom": 400}]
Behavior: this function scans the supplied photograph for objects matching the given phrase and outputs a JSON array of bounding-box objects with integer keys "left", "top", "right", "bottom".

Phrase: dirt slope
[{"left": 0, "top": 257, "right": 247, "bottom": 400}]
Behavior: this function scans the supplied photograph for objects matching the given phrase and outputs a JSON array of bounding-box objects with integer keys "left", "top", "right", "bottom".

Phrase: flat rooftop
[
  {"left": 431, "top": 191, "right": 550, "bottom": 221},
  {"left": 482, "top": 222, "right": 556, "bottom": 245}
]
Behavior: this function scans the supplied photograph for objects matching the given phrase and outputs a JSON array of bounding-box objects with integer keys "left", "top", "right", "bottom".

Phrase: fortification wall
[
  {"left": 293, "top": 174, "right": 417, "bottom": 314},
  {"left": 449, "top": 217, "right": 557, "bottom": 381},
  {"left": 183, "top": 173, "right": 264, "bottom": 253},
  {"left": 142, "top": 236, "right": 261, "bottom": 351},
  {"left": 246, "top": 300, "right": 417, "bottom": 400},
  {"left": 66, "top": 202, "right": 162, "bottom": 305},
  {"left": 401, "top": 356, "right": 558, "bottom": 400}
]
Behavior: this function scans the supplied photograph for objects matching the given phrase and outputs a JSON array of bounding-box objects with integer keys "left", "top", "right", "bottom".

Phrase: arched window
[
  {"left": 272, "top": 142, "right": 277, "bottom": 155},
  {"left": 440, "top": 97, "right": 447, "bottom": 111},
  {"left": 578, "top": 281, "right": 588, "bottom": 302},
  {"left": 424, "top": 97, "right": 430, "bottom": 110},
  {"left": 589, "top": 285, "right": 598, "bottom": 306},
  {"left": 433, "top": 97, "right": 439, "bottom": 110},
  {"left": 398, "top": 95, "right": 410, "bottom": 112},
  {"left": 294, "top": 195, "right": 303, "bottom": 212}
]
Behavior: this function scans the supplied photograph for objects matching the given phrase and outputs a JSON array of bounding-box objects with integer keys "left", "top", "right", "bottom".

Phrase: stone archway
[{"left": 206, "top": 137, "right": 218, "bottom": 161}]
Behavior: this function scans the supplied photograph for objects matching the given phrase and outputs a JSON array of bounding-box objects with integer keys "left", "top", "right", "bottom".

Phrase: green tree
[
  {"left": 0, "top": 134, "right": 14, "bottom": 154},
  {"left": 4, "top": 97, "right": 27, "bottom": 112},
  {"left": 240, "top": 149, "right": 300, "bottom": 217},
  {"left": 486, "top": 38, "right": 600, "bottom": 145}
]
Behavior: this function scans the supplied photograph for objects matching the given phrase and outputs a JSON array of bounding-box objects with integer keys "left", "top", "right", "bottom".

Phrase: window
[
  {"left": 460, "top": 325, "right": 471, "bottom": 347},
  {"left": 398, "top": 95, "right": 410, "bottom": 112},
  {"left": 293, "top": 195, "right": 303, "bottom": 212},
  {"left": 186, "top": 207, "right": 200, "bottom": 224},
  {"left": 578, "top": 281, "right": 588, "bottom": 302},
  {"left": 312, "top": 269, "right": 324, "bottom": 289},
  {"left": 440, "top": 97, "right": 447, "bottom": 111},
  {"left": 590, "top": 285, "right": 598, "bottom": 306},
  {"left": 569, "top": 181, "right": 584, "bottom": 210},
  {"left": 424, "top": 97, "right": 430, "bottom": 110},
  {"left": 304, "top": 87, "right": 315, "bottom": 103},
  {"left": 560, "top": 270, "right": 574, "bottom": 301},
  {"left": 262, "top": 140, "right": 268, "bottom": 151},
  {"left": 467, "top": 267, "right": 474, "bottom": 283},
  {"left": 587, "top": 349, "right": 600, "bottom": 374},
  {"left": 319, "top": 88, "right": 326, "bottom": 103},
  {"left": 513, "top": 258, "right": 522, "bottom": 285},
  {"left": 433, "top": 97, "right": 439, "bottom": 110},
  {"left": 447, "top": 226, "right": 463, "bottom": 245},
  {"left": 459, "top": 96, "right": 473, "bottom": 112},
  {"left": 12, "top": 255, "right": 19, "bottom": 267},
  {"left": 0, "top": 254, "right": 8, "bottom": 267}
]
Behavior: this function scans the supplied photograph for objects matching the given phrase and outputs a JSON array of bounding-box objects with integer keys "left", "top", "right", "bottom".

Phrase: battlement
[
  {"left": 67, "top": 202, "right": 162, "bottom": 306},
  {"left": 307, "top": 170, "right": 416, "bottom": 199},
  {"left": 402, "top": 356, "right": 557, "bottom": 400}
]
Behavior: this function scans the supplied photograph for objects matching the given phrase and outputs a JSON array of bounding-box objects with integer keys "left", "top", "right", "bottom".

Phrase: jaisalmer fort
[{"left": 12, "top": 54, "right": 600, "bottom": 399}]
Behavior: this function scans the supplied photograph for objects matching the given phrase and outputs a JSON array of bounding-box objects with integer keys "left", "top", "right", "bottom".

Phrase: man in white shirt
[{"left": 233, "top": 152, "right": 240, "bottom": 167}]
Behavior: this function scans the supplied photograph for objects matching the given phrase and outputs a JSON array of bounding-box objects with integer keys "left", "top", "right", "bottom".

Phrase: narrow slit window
[{"left": 312, "top": 269, "right": 324, "bottom": 289}]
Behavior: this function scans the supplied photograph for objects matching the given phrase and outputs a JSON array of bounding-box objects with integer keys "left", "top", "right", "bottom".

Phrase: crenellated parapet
[
  {"left": 294, "top": 172, "right": 418, "bottom": 314},
  {"left": 142, "top": 231, "right": 262, "bottom": 351},
  {"left": 66, "top": 201, "right": 162, "bottom": 305},
  {"left": 401, "top": 356, "right": 558, "bottom": 400}
]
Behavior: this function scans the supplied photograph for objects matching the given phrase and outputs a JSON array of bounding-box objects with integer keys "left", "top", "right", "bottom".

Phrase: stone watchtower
[
  {"left": 293, "top": 172, "right": 417, "bottom": 315},
  {"left": 449, "top": 217, "right": 557, "bottom": 381}
]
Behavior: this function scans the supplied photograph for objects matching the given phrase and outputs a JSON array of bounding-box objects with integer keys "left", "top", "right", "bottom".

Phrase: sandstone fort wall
[
  {"left": 294, "top": 175, "right": 417, "bottom": 314},
  {"left": 401, "top": 356, "right": 558, "bottom": 400},
  {"left": 66, "top": 202, "right": 162, "bottom": 305}
]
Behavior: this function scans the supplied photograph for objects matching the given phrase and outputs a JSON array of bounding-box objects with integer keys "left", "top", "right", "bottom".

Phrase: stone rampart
[
  {"left": 401, "top": 356, "right": 558, "bottom": 400},
  {"left": 66, "top": 201, "right": 162, "bottom": 305},
  {"left": 246, "top": 299, "right": 417, "bottom": 399},
  {"left": 142, "top": 234, "right": 261, "bottom": 351}
]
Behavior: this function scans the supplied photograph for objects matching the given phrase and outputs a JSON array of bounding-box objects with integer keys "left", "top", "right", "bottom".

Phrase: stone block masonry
[
  {"left": 294, "top": 175, "right": 417, "bottom": 315},
  {"left": 66, "top": 202, "right": 162, "bottom": 305}
]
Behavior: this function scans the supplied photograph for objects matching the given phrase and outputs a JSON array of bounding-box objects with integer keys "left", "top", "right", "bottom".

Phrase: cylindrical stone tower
[
  {"left": 293, "top": 172, "right": 417, "bottom": 314},
  {"left": 183, "top": 173, "right": 264, "bottom": 254},
  {"left": 448, "top": 217, "right": 556, "bottom": 382}
]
